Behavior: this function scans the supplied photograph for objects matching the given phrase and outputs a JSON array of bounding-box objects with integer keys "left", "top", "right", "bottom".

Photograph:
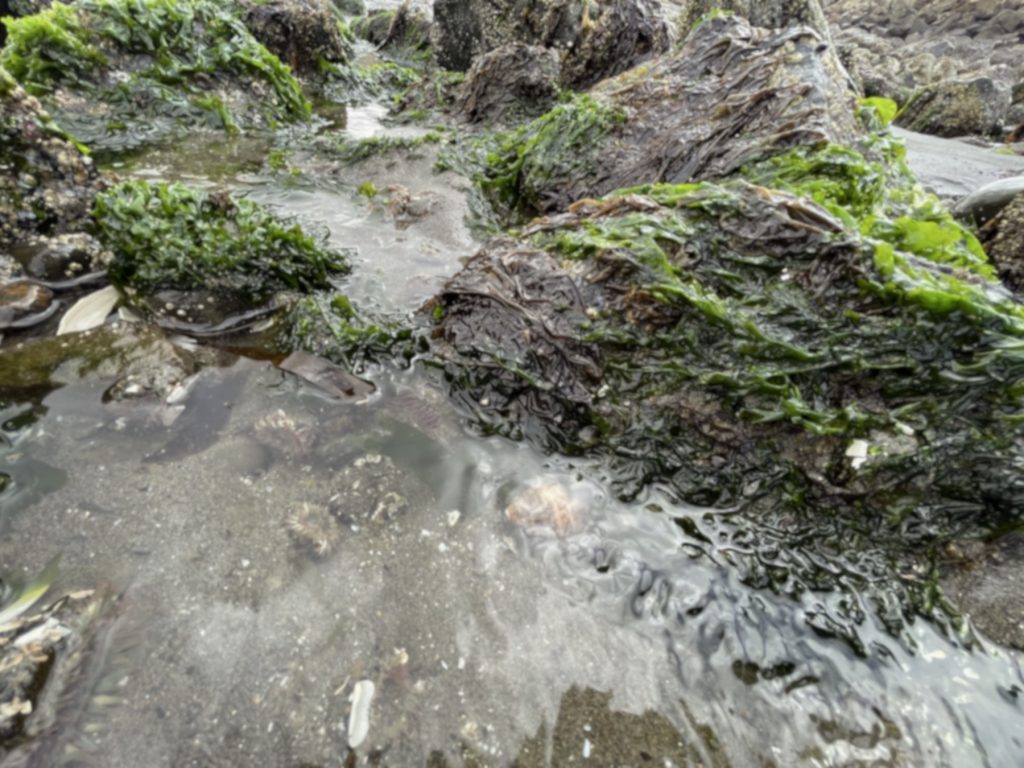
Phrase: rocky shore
[{"left": 2, "top": 0, "right": 1024, "bottom": 761}]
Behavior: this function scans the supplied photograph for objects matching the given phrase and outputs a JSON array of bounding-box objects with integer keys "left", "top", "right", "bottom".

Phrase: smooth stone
[
  {"left": 953, "top": 175, "right": 1024, "bottom": 224},
  {"left": 0, "top": 281, "right": 58, "bottom": 330}
]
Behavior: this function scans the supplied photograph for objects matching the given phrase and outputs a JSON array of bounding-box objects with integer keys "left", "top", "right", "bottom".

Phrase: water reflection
[{"left": 0, "top": 355, "right": 1021, "bottom": 766}]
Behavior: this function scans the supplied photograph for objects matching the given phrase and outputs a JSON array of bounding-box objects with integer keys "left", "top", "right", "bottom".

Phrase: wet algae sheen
[
  {"left": 427, "top": 101, "right": 1024, "bottom": 648},
  {"left": 1, "top": 0, "right": 310, "bottom": 150}
]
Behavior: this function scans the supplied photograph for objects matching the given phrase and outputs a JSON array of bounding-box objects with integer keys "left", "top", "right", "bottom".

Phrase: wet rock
[
  {"left": 242, "top": 0, "right": 352, "bottom": 77},
  {"left": 979, "top": 192, "right": 1024, "bottom": 293},
  {"left": 91, "top": 180, "right": 349, "bottom": 332},
  {"left": 896, "top": 77, "right": 1010, "bottom": 138},
  {"left": 824, "top": 0, "right": 1024, "bottom": 130},
  {"left": 561, "top": 0, "right": 671, "bottom": 90},
  {"left": 0, "top": 323, "right": 200, "bottom": 400},
  {"left": 331, "top": 0, "right": 364, "bottom": 14},
  {"left": 0, "top": 280, "right": 56, "bottom": 331},
  {"left": 432, "top": 0, "right": 669, "bottom": 89},
  {"left": 0, "top": 67, "right": 103, "bottom": 255},
  {"left": 424, "top": 94, "right": 1024, "bottom": 633},
  {"left": 676, "top": 0, "right": 831, "bottom": 39},
  {"left": 953, "top": 175, "right": 1024, "bottom": 225},
  {"left": 12, "top": 232, "right": 110, "bottom": 283},
  {"left": 1, "top": 0, "right": 311, "bottom": 153},
  {"left": 459, "top": 15, "right": 857, "bottom": 220},
  {"left": 454, "top": 44, "right": 561, "bottom": 125},
  {"left": 353, "top": 2, "right": 431, "bottom": 54},
  {"left": 941, "top": 533, "right": 1024, "bottom": 650},
  {"left": 0, "top": 585, "right": 113, "bottom": 750}
]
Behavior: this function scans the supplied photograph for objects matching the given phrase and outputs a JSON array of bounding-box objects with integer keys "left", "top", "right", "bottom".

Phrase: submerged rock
[
  {"left": 451, "top": 15, "right": 857, "bottom": 221},
  {"left": 454, "top": 43, "right": 561, "bottom": 125},
  {"left": 0, "top": 0, "right": 311, "bottom": 153},
  {"left": 241, "top": 0, "right": 351, "bottom": 78},
  {"left": 0, "top": 582, "right": 114, "bottom": 752},
  {"left": 432, "top": 0, "right": 669, "bottom": 89}
]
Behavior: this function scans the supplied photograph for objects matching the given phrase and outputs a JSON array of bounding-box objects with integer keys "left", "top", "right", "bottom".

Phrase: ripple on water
[{"left": 0, "top": 360, "right": 1021, "bottom": 766}]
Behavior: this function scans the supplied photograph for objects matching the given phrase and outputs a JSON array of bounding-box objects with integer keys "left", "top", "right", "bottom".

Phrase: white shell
[
  {"left": 347, "top": 679, "right": 375, "bottom": 749},
  {"left": 57, "top": 285, "right": 120, "bottom": 335}
]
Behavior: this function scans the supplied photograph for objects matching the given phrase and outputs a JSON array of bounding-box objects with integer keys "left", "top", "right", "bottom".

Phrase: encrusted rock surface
[
  {"left": 0, "top": 68, "right": 103, "bottom": 265},
  {"left": 825, "top": 0, "right": 1024, "bottom": 134},
  {"left": 453, "top": 43, "right": 561, "bottom": 125},
  {"left": 242, "top": 0, "right": 351, "bottom": 77},
  {"left": 432, "top": 0, "right": 670, "bottom": 89}
]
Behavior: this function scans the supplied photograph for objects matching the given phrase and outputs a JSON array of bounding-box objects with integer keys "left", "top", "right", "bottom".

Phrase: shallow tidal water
[{"left": 2, "top": 56, "right": 1024, "bottom": 768}]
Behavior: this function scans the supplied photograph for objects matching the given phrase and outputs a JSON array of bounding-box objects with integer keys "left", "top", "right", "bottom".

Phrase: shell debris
[{"left": 347, "top": 679, "right": 375, "bottom": 749}]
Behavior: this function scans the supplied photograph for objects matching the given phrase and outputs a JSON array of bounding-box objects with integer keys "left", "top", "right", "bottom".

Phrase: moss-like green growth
[
  {"left": 0, "top": 64, "right": 16, "bottom": 96},
  {"left": 282, "top": 293, "right": 417, "bottom": 371},
  {"left": 93, "top": 180, "right": 348, "bottom": 303},
  {"left": 440, "top": 93, "right": 625, "bottom": 219},
  {"left": 322, "top": 59, "right": 420, "bottom": 105},
  {"left": 335, "top": 130, "right": 443, "bottom": 163},
  {"left": 1, "top": 0, "right": 309, "bottom": 150},
  {"left": 859, "top": 96, "right": 899, "bottom": 127},
  {"left": 429, "top": 122, "right": 1024, "bottom": 643}
]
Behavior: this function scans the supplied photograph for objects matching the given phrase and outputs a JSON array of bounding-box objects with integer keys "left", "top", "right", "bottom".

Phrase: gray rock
[
  {"left": 896, "top": 77, "right": 1010, "bottom": 138},
  {"left": 242, "top": 0, "right": 351, "bottom": 77},
  {"left": 954, "top": 175, "right": 1024, "bottom": 225},
  {"left": 676, "top": 0, "right": 831, "bottom": 39},
  {"left": 454, "top": 43, "right": 562, "bottom": 125},
  {"left": 432, "top": 0, "right": 670, "bottom": 89},
  {"left": 979, "top": 191, "right": 1024, "bottom": 292},
  {"left": 941, "top": 534, "right": 1024, "bottom": 650}
]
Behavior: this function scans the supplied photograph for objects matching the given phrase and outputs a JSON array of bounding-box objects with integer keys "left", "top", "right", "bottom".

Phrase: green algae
[
  {"left": 92, "top": 180, "right": 349, "bottom": 303},
  {"left": 1, "top": 0, "right": 310, "bottom": 149},
  {"left": 335, "top": 130, "right": 443, "bottom": 163},
  {"left": 283, "top": 293, "right": 417, "bottom": 371},
  {"left": 439, "top": 93, "right": 625, "bottom": 220}
]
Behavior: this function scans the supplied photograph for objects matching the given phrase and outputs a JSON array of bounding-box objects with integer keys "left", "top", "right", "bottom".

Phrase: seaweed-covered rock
[
  {"left": 425, "top": 126, "right": 1024, "bottom": 643},
  {"left": 92, "top": 180, "right": 350, "bottom": 331},
  {"left": 454, "top": 43, "right": 561, "bottom": 125},
  {"left": 677, "top": 0, "right": 830, "bottom": 38},
  {"left": 980, "top": 192, "right": 1024, "bottom": 293},
  {"left": 0, "top": 0, "right": 310, "bottom": 153},
  {"left": 896, "top": 77, "right": 1010, "bottom": 138},
  {"left": 241, "top": 0, "right": 351, "bottom": 78},
  {"left": 0, "top": 65, "right": 102, "bottom": 255},
  {"left": 452, "top": 15, "right": 856, "bottom": 221},
  {"left": 432, "top": 0, "right": 669, "bottom": 89},
  {"left": 353, "top": 2, "right": 431, "bottom": 57}
]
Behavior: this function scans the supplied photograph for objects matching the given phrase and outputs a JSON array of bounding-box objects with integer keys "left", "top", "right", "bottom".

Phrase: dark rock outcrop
[
  {"left": 454, "top": 43, "right": 561, "bottom": 125},
  {"left": 432, "top": 0, "right": 670, "bottom": 89},
  {"left": 676, "top": 0, "right": 830, "bottom": 38},
  {"left": 896, "top": 77, "right": 1010, "bottom": 138},
  {"left": 242, "top": 0, "right": 351, "bottom": 77},
  {"left": 980, "top": 191, "right": 1024, "bottom": 292},
  {"left": 466, "top": 15, "right": 857, "bottom": 220},
  {"left": 0, "top": 68, "right": 103, "bottom": 258}
]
